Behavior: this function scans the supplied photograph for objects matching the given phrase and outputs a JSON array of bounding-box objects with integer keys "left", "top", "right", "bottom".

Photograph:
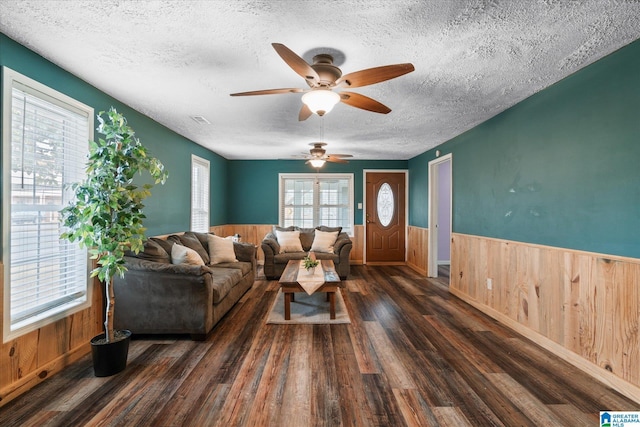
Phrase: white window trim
[
  {"left": 2, "top": 66, "right": 93, "bottom": 342},
  {"left": 190, "top": 154, "right": 210, "bottom": 233},
  {"left": 278, "top": 173, "right": 354, "bottom": 236}
]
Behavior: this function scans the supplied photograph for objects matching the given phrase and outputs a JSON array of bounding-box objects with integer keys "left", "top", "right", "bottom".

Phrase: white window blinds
[
  {"left": 2, "top": 67, "right": 92, "bottom": 340},
  {"left": 191, "top": 155, "right": 210, "bottom": 233},
  {"left": 279, "top": 173, "right": 354, "bottom": 235}
]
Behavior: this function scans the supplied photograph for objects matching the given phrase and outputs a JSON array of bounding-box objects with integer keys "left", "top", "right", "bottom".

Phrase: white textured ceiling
[{"left": 1, "top": 1, "right": 639, "bottom": 160}]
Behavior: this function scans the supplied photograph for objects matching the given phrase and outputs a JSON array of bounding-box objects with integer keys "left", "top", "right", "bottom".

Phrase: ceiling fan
[
  {"left": 230, "top": 43, "right": 415, "bottom": 121},
  {"left": 294, "top": 142, "right": 353, "bottom": 168}
]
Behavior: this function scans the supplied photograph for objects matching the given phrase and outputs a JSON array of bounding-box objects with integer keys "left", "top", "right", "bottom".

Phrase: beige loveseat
[
  {"left": 113, "top": 231, "right": 256, "bottom": 340},
  {"left": 261, "top": 226, "right": 352, "bottom": 280}
]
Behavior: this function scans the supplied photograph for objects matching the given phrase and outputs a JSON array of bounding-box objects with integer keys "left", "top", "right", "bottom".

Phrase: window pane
[
  {"left": 377, "top": 183, "right": 394, "bottom": 227},
  {"left": 191, "top": 155, "right": 210, "bottom": 233},
  {"left": 5, "top": 72, "right": 91, "bottom": 335},
  {"left": 280, "top": 174, "right": 353, "bottom": 234}
]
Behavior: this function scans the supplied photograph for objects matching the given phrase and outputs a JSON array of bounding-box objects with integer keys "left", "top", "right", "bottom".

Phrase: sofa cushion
[
  {"left": 316, "top": 225, "right": 342, "bottom": 234},
  {"left": 208, "top": 234, "right": 238, "bottom": 264},
  {"left": 127, "top": 239, "right": 170, "bottom": 263},
  {"left": 273, "top": 252, "right": 308, "bottom": 264},
  {"left": 297, "top": 228, "right": 316, "bottom": 251},
  {"left": 171, "top": 244, "right": 205, "bottom": 266},
  {"left": 275, "top": 230, "right": 304, "bottom": 253},
  {"left": 210, "top": 267, "right": 242, "bottom": 303},
  {"left": 274, "top": 252, "right": 338, "bottom": 264},
  {"left": 190, "top": 231, "right": 212, "bottom": 252},
  {"left": 310, "top": 229, "right": 339, "bottom": 253},
  {"left": 176, "top": 232, "right": 210, "bottom": 264},
  {"left": 151, "top": 237, "right": 175, "bottom": 256},
  {"left": 213, "top": 260, "right": 253, "bottom": 276}
]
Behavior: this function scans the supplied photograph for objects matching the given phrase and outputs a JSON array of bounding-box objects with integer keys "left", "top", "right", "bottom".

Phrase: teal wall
[
  {"left": 0, "top": 33, "right": 228, "bottom": 236},
  {"left": 228, "top": 160, "right": 407, "bottom": 225},
  {"left": 6, "top": 30, "right": 638, "bottom": 258},
  {"left": 409, "top": 38, "right": 640, "bottom": 259}
]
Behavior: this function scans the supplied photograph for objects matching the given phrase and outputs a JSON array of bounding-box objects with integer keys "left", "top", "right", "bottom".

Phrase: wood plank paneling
[
  {"left": 407, "top": 225, "right": 428, "bottom": 275},
  {"left": 0, "top": 273, "right": 102, "bottom": 406},
  {"left": 450, "top": 233, "right": 640, "bottom": 402},
  {"left": 350, "top": 225, "right": 364, "bottom": 264}
]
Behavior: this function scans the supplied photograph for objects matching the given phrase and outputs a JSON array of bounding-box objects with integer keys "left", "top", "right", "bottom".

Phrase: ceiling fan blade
[
  {"left": 339, "top": 92, "right": 391, "bottom": 114},
  {"left": 230, "top": 88, "right": 303, "bottom": 96},
  {"left": 326, "top": 153, "right": 353, "bottom": 158},
  {"left": 336, "top": 63, "right": 415, "bottom": 88},
  {"left": 327, "top": 156, "right": 349, "bottom": 164},
  {"left": 272, "top": 43, "right": 320, "bottom": 84},
  {"left": 298, "top": 104, "right": 313, "bottom": 121}
]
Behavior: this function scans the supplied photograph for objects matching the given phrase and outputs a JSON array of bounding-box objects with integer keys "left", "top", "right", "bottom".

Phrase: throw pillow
[
  {"left": 275, "top": 230, "right": 304, "bottom": 253},
  {"left": 310, "top": 230, "right": 339, "bottom": 253},
  {"left": 171, "top": 244, "right": 205, "bottom": 266},
  {"left": 208, "top": 234, "right": 238, "bottom": 264},
  {"left": 178, "top": 232, "right": 210, "bottom": 264}
]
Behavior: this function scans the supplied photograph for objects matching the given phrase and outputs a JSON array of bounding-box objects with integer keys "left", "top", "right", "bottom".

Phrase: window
[
  {"left": 2, "top": 67, "right": 93, "bottom": 341},
  {"left": 279, "top": 173, "right": 354, "bottom": 235},
  {"left": 191, "top": 155, "right": 210, "bottom": 232}
]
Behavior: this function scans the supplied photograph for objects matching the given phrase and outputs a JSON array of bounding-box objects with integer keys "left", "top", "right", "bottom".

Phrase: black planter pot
[{"left": 90, "top": 329, "right": 132, "bottom": 377}]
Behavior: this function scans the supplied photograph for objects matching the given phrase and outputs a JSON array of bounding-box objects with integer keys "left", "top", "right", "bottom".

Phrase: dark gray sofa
[
  {"left": 261, "top": 226, "right": 352, "bottom": 280},
  {"left": 113, "top": 231, "right": 256, "bottom": 340}
]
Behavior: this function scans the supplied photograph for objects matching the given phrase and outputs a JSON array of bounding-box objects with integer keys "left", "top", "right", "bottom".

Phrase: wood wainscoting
[
  {"left": 0, "top": 265, "right": 103, "bottom": 407},
  {"left": 407, "top": 225, "right": 428, "bottom": 276},
  {"left": 450, "top": 232, "right": 640, "bottom": 402}
]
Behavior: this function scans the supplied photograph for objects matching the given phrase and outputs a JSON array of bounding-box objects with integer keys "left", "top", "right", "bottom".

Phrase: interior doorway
[
  {"left": 428, "top": 154, "right": 452, "bottom": 279},
  {"left": 364, "top": 170, "right": 407, "bottom": 264}
]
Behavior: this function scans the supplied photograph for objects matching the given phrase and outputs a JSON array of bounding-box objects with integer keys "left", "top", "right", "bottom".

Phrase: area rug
[{"left": 266, "top": 289, "right": 351, "bottom": 324}]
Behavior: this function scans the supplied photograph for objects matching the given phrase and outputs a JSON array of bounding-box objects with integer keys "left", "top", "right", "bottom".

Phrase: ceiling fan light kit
[
  {"left": 301, "top": 89, "right": 341, "bottom": 116},
  {"left": 308, "top": 158, "right": 326, "bottom": 168}
]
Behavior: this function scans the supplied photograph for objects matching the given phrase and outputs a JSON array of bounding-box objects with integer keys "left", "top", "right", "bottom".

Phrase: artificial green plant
[{"left": 60, "top": 108, "right": 168, "bottom": 343}]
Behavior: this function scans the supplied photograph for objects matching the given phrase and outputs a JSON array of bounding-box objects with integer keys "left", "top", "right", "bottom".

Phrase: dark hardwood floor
[{"left": 1, "top": 265, "right": 637, "bottom": 426}]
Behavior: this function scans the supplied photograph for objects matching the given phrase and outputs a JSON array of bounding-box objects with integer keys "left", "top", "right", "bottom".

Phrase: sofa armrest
[
  {"left": 261, "top": 235, "right": 280, "bottom": 255},
  {"left": 233, "top": 241, "right": 257, "bottom": 273},
  {"left": 233, "top": 241, "right": 257, "bottom": 262},
  {"left": 333, "top": 233, "right": 352, "bottom": 254}
]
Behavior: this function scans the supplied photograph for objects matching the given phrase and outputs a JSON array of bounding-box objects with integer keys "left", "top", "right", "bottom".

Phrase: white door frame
[
  {"left": 428, "top": 154, "right": 452, "bottom": 277},
  {"left": 362, "top": 169, "right": 409, "bottom": 264}
]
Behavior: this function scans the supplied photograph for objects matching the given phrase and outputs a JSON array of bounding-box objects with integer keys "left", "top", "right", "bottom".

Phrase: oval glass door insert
[{"left": 377, "top": 183, "right": 394, "bottom": 227}]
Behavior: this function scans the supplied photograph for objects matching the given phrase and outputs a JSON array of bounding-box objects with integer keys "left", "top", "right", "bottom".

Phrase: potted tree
[{"left": 60, "top": 107, "right": 168, "bottom": 376}]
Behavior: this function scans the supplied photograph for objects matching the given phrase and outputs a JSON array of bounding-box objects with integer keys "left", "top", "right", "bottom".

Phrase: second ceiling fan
[
  {"left": 294, "top": 142, "right": 353, "bottom": 168},
  {"left": 230, "top": 43, "right": 415, "bottom": 121}
]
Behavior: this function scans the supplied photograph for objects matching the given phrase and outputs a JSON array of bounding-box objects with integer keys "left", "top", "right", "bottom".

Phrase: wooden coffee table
[{"left": 278, "top": 259, "right": 343, "bottom": 320}]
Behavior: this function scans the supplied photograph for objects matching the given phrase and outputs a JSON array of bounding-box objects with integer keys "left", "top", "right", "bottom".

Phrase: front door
[{"left": 365, "top": 171, "right": 406, "bottom": 263}]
